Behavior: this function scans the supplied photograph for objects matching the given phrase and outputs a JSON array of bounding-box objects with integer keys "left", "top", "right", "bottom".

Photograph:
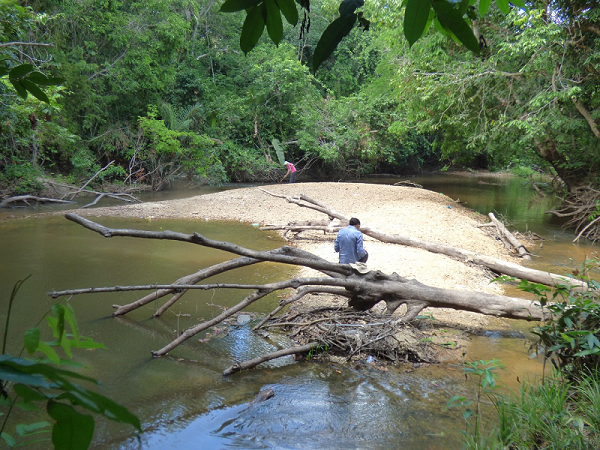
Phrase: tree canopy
[{"left": 0, "top": 0, "right": 598, "bottom": 235}]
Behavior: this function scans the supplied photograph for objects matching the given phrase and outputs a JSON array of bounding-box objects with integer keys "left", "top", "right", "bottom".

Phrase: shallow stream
[{"left": 1, "top": 174, "right": 596, "bottom": 449}]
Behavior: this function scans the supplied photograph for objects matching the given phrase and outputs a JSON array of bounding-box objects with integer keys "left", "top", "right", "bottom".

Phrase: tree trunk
[
  {"left": 50, "top": 213, "right": 554, "bottom": 357},
  {"left": 259, "top": 190, "right": 582, "bottom": 288}
]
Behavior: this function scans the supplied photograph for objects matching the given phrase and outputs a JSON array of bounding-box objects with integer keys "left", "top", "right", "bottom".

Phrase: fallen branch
[
  {"left": 488, "top": 213, "right": 531, "bottom": 260},
  {"left": 222, "top": 343, "right": 320, "bottom": 376},
  {"left": 0, "top": 195, "right": 75, "bottom": 208},
  {"left": 66, "top": 160, "right": 115, "bottom": 200},
  {"left": 56, "top": 213, "right": 552, "bottom": 358}
]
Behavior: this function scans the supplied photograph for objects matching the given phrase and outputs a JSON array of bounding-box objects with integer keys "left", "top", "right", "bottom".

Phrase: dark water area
[{"left": 0, "top": 173, "right": 595, "bottom": 449}]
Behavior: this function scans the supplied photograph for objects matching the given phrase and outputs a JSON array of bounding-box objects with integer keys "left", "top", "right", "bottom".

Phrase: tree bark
[
  {"left": 488, "top": 213, "right": 531, "bottom": 260},
  {"left": 259, "top": 190, "right": 582, "bottom": 288},
  {"left": 53, "top": 214, "right": 554, "bottom": 357}
]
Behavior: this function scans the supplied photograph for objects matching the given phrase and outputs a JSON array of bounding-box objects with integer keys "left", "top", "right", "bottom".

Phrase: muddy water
[{"left": 0, "top": 174, "right": 594, "bottom": 449}]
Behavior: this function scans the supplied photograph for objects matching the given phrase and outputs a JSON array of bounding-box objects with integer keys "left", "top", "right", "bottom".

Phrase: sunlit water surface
[{"left": 1, "top": 174, "right": 596, "bottom": 449}]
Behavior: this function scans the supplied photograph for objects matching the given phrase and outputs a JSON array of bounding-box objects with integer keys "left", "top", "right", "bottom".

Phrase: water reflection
[{"left": 121, "top": 363, "right": 472, "bottom": 450}]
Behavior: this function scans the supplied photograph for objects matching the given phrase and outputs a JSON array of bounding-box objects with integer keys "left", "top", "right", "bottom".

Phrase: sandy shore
[{"left": 72, "top": 182, "right": 521, "bottom": 333}]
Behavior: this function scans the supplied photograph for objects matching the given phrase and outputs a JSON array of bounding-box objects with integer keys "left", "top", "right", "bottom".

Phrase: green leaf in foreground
[
  {"left": 432, "top": 0, "right": 479, "bottom": 54},
  {"left": 240, "top": 5, "right": 266, "bottom": 54},
  {"left": 277, "top": 0, "right": 298, "bottom": 25},
  {"left": 48, "top": 401, "right": 94, "bottom": 450},
  {"left": 312, "top": 14, "right": 357, "bottom": 73},
  {"left": 404, "top": 0, "right": 432, "bottom": 47},
  {"left": 219, "top": 0, "right": 262, "bottom": 12},
  {"left": 265, "top": 0, "right": 283, "bottom": 45}
]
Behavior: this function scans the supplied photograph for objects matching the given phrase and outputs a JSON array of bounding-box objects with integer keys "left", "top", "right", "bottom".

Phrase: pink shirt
[{"left": 286, "top": 163, "right": 296, "bottom": 173}]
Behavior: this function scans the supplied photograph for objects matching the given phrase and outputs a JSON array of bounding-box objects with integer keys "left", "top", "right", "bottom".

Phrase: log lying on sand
[
  {"left": 258, "top": 189, "right": 582, "bottom": 288},
  {"left": 488, "top": 213, "right": 531, "bottom": 260}
]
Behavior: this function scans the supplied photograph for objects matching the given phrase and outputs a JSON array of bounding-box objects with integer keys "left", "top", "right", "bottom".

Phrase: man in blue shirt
[{"left": 334, "top": 217, "right": 368, "bottom": 264}]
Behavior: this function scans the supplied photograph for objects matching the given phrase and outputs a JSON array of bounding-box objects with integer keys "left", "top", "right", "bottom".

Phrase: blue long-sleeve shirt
[{"left": 334, "top": 225, "right": 366, "bottom": 264}]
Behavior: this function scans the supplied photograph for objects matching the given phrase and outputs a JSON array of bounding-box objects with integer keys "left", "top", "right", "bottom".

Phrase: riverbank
[{"left": 65, "top": 181, "right": 523, "bottom": 355}]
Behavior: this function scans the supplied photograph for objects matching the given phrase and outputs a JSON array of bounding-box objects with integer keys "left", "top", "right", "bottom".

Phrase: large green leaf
[
  {"left": 240, "top": 5, "right": 265, "bottom": 54},
  {"left": 56, "top": 387, "right": 141, "bottom": 430},
  {"left": 24, "top": 328, "right": 41, "bottom": 355},
  {"left": 339, "top": 0, "right": 363, "bottom": 17},
  {"left": 0, "top": 365, "right": 51, "bottom": 388},
  {"left": 496, "top": 0, "right": 510, "bottom": 14},
  {"left": 8, "top": 63, "right": 34, "bottom": 79},
  {"left": 277, "top": 0, "right": 298, "bottom": 25},
  {"left": 14, "top": 383, "right": 47, "bottom": 403},
  {"left": 432, "top": 0, "right": 479, "bottom": 53},
  {"left": 0, "top": 355, "right": 98, "bottom": 384},
  {"left": 27, "top": 71, "right": 63, "bottom": 86},
  {"left": 265, "top": 0, "right": 283, "bottom": 45},
  {"left": 219, "top": 0, "right": 262, "bottom": 12},
  {"left": 9, "top": 78, "right": 28, "bottom": 99},
  {"left": 47, "top": 401, "right": 94, "bottom": 450},
  {"left": 313, "top": 14, "right": 357, "bottom": 72},
  {"left": 404, "top": 0, "right": 432, "bottom": 47},
  {"left": 479, "top": 0, "right": 492, "bottom": 15},
  {"left": 22, "top": 79, "right": 50, "bottom": 104}
]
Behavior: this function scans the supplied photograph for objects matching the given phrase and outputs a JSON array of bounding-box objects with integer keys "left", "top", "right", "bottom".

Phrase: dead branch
[
  {"left": 393, "top": 181, "right": 423, "bottom": 188},
  {"left": 488, "top": 213, "right": 531, "bottom": 260},
  {"left": 0, "top": 195, "right": 75, "bottom": 208},
  {"left": 65, "top": 161, "right": 115, "bottom": 200},
  {"left": 55, "top": 213, "right": 554, "bottom": 359},
  {"left": 222, "top": 343, "right": 320, "bottom": 376}
]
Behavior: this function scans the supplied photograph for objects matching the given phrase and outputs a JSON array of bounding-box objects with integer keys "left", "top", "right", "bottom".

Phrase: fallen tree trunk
[
  {"left": 259, "top": 189, "right": 582, "bottom": 288},
  {"left": 49, "top": 214, "right": 551, "bottom": 358},
  {"left": 488, "top": 213, "right": 531, "bottom": 260},
  {"left": 0, "top": 195, "right": 75, "bottom": 208}
]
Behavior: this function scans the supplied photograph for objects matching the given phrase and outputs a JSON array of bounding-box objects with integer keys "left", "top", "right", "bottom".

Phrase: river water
[{"left": 0, "top": 174, "right": 596, "bottom": 449}]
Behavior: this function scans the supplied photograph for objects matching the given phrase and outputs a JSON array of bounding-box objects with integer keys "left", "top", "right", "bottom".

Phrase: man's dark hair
[{"left": 349, "top": 218, "right": 360, "bottom": 226}]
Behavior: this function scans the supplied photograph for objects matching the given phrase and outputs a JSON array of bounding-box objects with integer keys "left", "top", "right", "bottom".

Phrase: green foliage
[
  {"left": 495, "top": 259, "right": 600, "bottom": 382},
  {"left": 447, "top": 359, "right": 504, "bottom": 443},
  {"left": 529, "top": 270, "right": 600, "bottom": 380},
  {"left": 222, "top": 0, "right": 529, "bottom": 71},
  {"left": 0, "top": 163, "right": 42, "bottom": 195},
  {"left": 459, "top": 373, "right": 600, "bottom": 449},
  {"left": 0, "top": 1, "right": 62, "bottom": 103},
  {"left": 0, "top": 278, "right": 141, "bottom": 449},
  {"left": 136, "top": 106, "right": 219, "bottom": 187}
]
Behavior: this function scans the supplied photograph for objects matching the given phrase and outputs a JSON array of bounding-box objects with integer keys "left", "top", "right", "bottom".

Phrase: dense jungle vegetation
[{"left": 1, "top": 0, "right": 599, "bottom": 229}]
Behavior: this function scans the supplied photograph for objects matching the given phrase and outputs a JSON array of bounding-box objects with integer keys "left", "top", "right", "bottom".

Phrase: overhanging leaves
[
  {"left": 339, "top": 0, "right": 363, "bottom": 17},
  {"left": 404, "top": 0, "right": 432, "bottom": 47},
  {"left": 240, "top": 4, "right": 266, "bottom": 54},
  {"left": 265, "top": 0, "right": 283, "bottom": 45},
  {"left": 47, "top": 400, "right": 95, "bottom": 450},
  {"left": 432, "top": 0, "right": 480, "bottom": 53},
  {"left": 313, "top": 13, "right": 357, "bottom": 72},
  {"left": 277, "top": 0, "right": 298, "bottom": 25},
  {"left": 219, "top": 0, "right": 262, "bottom": 12}
]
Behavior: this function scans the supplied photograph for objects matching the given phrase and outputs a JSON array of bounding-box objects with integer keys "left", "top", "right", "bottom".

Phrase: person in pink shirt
[{"left": 283, "top": 161, "right": 297, "bottom": 183}]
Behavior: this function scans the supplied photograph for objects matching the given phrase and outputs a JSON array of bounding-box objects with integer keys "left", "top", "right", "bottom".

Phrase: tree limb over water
[{"left": 50, "top": 213, "right": 556, "bottom": 362}]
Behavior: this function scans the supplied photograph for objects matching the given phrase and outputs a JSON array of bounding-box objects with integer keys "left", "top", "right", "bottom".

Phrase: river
[{"left": 0, "top": 173, "right": 596, "bottom": 449}]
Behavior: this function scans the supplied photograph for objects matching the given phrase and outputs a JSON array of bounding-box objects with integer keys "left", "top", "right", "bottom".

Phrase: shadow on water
[{"left": 1, "top": 174, "right": 595, "bottom": 449}]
